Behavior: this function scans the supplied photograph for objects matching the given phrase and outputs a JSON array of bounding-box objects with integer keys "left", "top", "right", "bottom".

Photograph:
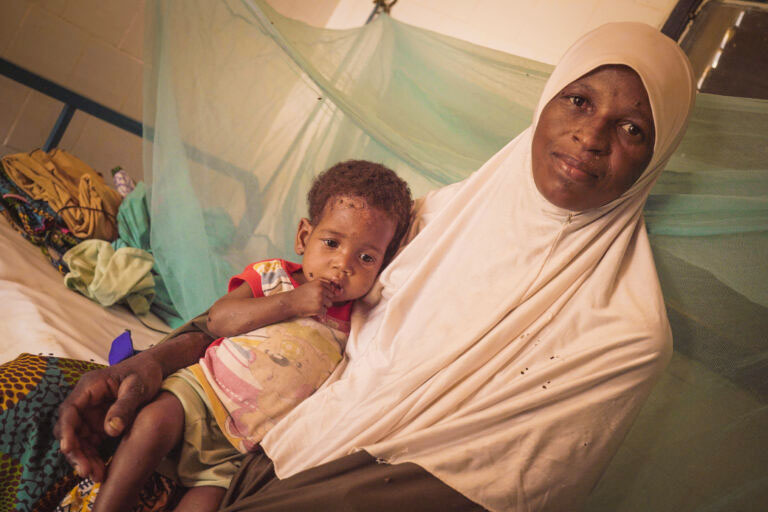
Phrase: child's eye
[
  {"left": 360, "top": 253, "right": 376, "bottom": 264},
  {"left": 322, "top": 239, "right": 339, "bottom": 248}
]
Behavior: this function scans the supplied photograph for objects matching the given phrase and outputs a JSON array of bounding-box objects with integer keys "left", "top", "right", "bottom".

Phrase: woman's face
[{"left": 531, "top": 65, "right": 655, "bottom": 211}]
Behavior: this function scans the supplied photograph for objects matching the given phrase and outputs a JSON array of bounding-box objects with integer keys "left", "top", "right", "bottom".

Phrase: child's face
[{"left": 295, "top": 196, "right": 396, "bottom": 303}]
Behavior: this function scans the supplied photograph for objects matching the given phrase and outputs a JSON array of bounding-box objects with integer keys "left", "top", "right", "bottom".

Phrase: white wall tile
[
  {"left": 0, "top": 1, "right": 29, "bottom": 55},
  {"left": 62, "top": 0, "right": 139, "bottom": 48},
  {"left": 514, "top": 0, "right": 601, "bottom": 64},
  {"left": 57, "top": 108, "right": 88, "bottom": 150},
  {"left": 0, "top": 75, "right": 31, "bottom": 145},
  {"left": 120, "top": 0, "right": 144, "bottom": 61},
  {"left": 68, "top": 114, "right": 143, "bottom": 181},
  {"left": 5, "top": 90, "right": 62, "bottom": 150},
  {"left": 636, "top": 0, "right": 676, "bottom": 11},
  {"left": 268, "top": 0, "right": 342, "bottom": 27},
  {"left": 121, "top": 73, "right": 143, "bottom": 123},
  {"left": 393, "top": 2, "right": 474, "bottom": 41},
  {"left": 4, "top": 5, "right": 88, "bottom": 84},
  {"left": 31, "top": 0, "right": 68, "bottom": 16},
  {"left": 465, "top": 0, "right": 543, "bottom": 59},
  {"left": 589, "top": 0, "right": 670, "bottom": 29},
  {"left": 67, "top": 39, "right": 142, "bottom": 114},
  {"left": 442, "top": 0, "right": 483, "bottom": 22},
  {"left": 1, "top": 142, "right": 22, "bottom": 156},
  {"left": 325, "top": 0, "right": 375, "bottom": 28},
  {"left": 328, "top": 0, "right": 678, "bottom": 63}
]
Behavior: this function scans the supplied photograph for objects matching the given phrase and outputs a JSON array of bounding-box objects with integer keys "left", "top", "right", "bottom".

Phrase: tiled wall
[
  {"left": 269, "top": 0, "right": 340, "bottom": 27},
  {"left": 0, "top": 0, "right": 339, "bottom": 183},
  {"left": 0, "top": 0, "right": 145, "bottom": 182},
  {"left": 327, "top": 0, "right": 679, "bottom": 64},
  {"left": 0, "top": 0, "right": 677, "bottom": 183}
]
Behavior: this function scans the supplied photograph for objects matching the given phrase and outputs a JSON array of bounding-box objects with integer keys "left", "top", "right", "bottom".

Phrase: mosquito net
[{"left": 143, "top": 1, "right": 767, "bottom": 509}]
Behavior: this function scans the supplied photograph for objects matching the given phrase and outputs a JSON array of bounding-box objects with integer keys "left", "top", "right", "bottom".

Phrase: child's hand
[{"left": 290, "top": 279, "right": 340, "bottom": 317}]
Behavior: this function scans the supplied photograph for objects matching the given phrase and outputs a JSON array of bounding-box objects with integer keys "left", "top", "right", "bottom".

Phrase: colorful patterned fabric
[
  {"left": 0, "top": 160, "right": 80, "bottom": 273},
  {"left": 0, "top": 353, "right": 184, "bottom": 512},
  {"left": 0, "top": 354, "right": 101, "bottom": 511},
  {"left": 1, "top": 150, "right": 122, "bottom": 241},
  {"left": 194, "top": 259, "right": 351, "bottom": 452},
  {"left": 55, "top": 473, "right": 181, "bottom": 512}
]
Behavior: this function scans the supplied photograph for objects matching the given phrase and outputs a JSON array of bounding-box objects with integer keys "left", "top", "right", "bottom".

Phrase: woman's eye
[
  {"left": 322, "top": 239, "right": 339, "bottom": 248},
  {"left": 620, "top": 123, "right": 642, "bottom": 137},
  {"left": 360, "top": 253, "right": 376, "bottom": 264},
  {"left": 568, "top": 95, "right": 586, "bottom": 107}
]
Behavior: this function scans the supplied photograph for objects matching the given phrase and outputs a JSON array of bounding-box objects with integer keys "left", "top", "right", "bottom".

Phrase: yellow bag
[{"left": 1, "top": 149, "right": 122, "bottom": 240}]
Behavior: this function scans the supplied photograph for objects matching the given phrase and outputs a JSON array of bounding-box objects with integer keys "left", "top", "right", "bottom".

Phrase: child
[{"left": 92, "top": 160, "right": 413, "bottom": 511}]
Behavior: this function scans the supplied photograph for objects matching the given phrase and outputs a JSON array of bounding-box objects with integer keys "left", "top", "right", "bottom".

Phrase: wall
[
  {"left": 0, "top": 0, "right": 340, "bottom": 183},
  {"left": 0, "top": 0, "right": 145, "bottom": 182},
  {"left": 327, "top": 0, "right": 679, "bottom": 64},
  {"left": 0, "top": 0, "right": 678, "bottom": 183}
]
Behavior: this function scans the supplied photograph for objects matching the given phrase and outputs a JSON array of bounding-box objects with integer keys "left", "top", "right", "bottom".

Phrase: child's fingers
[{"left": 316, "top": 279, "right": 335, "bottom": 291}]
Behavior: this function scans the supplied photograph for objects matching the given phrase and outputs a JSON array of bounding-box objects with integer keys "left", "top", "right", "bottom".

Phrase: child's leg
[
  {"left": 173, "top": 485, "right": 227, "bottom": 511},
  {"left": 93, "top": 391, "right": 185, "bottom": 512}
]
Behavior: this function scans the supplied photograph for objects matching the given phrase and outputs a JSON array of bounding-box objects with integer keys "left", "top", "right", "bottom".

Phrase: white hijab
[{"left": 261, "top": 22, "right": 695, "bottom": 511}]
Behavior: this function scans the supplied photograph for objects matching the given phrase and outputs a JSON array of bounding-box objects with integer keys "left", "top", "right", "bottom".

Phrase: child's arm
[{"left": 206, "top": 279, "right": 340, "bottom": 338}]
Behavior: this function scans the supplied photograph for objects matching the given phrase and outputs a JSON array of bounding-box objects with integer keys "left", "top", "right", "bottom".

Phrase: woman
[{"left": 55, "top": 22, "right": 695, "bottom": 511}]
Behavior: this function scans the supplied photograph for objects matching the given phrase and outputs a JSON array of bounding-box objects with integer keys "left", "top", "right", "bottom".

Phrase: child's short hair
[{"left": 307, "top": 160, "right": 413, "bottom": 264}]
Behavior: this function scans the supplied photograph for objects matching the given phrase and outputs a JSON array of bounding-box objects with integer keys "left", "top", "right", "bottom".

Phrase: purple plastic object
[{"left": 108, "top": 330, "right": 135, "bottom": 365}]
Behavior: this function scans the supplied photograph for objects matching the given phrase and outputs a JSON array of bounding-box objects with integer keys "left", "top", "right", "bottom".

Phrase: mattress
[{"left": 0, "top": 217, "right": 168, "bottom": 365}]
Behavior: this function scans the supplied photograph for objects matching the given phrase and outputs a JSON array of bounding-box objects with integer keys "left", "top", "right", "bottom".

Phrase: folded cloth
[
  {"left": 56, "top": 474, "right": 181, "bottom": 512},
  {"left": 64, "top": 240, "right": 155, "bottom": 315},
  {"left": 112, "top": 182, "right": 184, "bottom": 328},
  {"left": 1, "top": 149, "right": 122, "bottom": 240},
  {"left": 0, "top": 160, "right": 80, "bottom": 273}
]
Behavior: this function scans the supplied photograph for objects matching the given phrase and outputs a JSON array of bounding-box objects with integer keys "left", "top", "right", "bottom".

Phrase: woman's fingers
[
  {"left": 56, "top": 375, "right": 112, "bottom": 476},
  {"left": 63, "top": 443, "right": 104, "bottom": 481},
  {"left": 55, "top": 405, "right": 79, "bottom": 454},
  {"left": 56, "top": 371, "right": 111, "bottom": 449},
  {"left": 56, "top": 394, "right": 92, "bottom": 455},
  {"left": 60, "top": 436, "right": 93, "bottom": 479},
  {"left": 103, "top": 372, "right": 147, "bottom": 436}
]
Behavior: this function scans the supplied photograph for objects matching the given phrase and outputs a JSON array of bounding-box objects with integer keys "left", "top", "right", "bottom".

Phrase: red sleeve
[{"left": 228, "top": 263, "right": 265, "bottom": 298}]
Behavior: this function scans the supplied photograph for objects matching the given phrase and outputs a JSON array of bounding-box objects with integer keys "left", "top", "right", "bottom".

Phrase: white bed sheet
[{"left": 0, "top": 217, "right": 168, "bottom": 365}]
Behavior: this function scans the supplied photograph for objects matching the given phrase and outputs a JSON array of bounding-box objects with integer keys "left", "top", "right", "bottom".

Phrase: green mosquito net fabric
[{"left": 143, "top": 1, "right": 767, "bottom": 509}]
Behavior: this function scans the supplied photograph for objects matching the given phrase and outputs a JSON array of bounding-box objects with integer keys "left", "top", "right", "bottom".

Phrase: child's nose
[{"left": 332, "top": 251, "right": 355, "bottom": 274}]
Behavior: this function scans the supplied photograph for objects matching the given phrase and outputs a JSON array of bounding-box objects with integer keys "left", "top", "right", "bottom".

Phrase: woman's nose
[{"left": 573, "top": 118, "right": 610, "bottom": 155}]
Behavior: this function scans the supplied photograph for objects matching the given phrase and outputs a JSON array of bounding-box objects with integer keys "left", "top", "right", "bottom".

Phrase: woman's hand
[
  {"left": 54, "top": 352, "right": 163, "bottom": 482},
  {"left": 54, "top": 330, "right": 212, "bottom": 482}
]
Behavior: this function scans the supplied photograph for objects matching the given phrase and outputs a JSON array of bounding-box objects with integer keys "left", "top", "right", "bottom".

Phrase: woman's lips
[{"left": 553, "top": 153, "right": 598, "bottom": 183}]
